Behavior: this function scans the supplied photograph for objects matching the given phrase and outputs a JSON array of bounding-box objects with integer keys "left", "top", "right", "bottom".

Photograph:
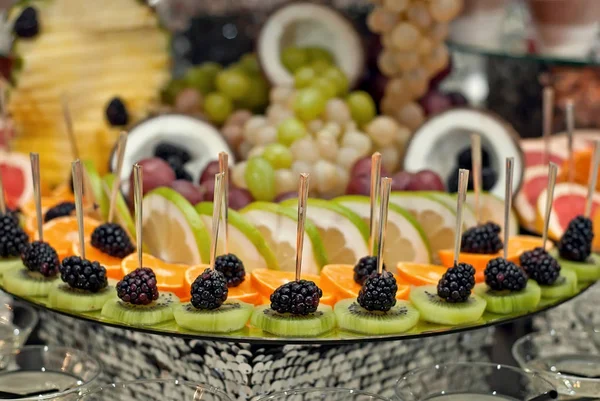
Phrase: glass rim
[
  {"left": 80, "top": 379, "right": 231, "bottom": 399},
  {"left": 255, "top": 387, "right": 389, "bottom": 401},
  {"left": 395, "top": 361, "right": 556, "bottom": 399}
]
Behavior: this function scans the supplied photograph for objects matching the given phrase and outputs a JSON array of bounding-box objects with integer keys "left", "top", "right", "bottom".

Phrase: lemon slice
[
  {"left": 428, "top": 192, "right": 477, "bottom": 229},
  {"left": 466, "top": 192, "right": 519, "bottom": 236}
]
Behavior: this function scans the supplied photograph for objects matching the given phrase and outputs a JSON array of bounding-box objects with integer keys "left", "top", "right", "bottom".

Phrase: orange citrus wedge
[
  {"left": 51, "top": 182, "right": 73, "bottom": 199},
  {"left": 320, "top": 264, "right": 410, "bottom": 300},
  {"left": 250, "top": 269, "right": 336, "bottom": 306},
  {"left": 184, "top": 264, "right": 260, "bottom": 305},
  {"left": 42, "top": 216, "right": 101, "bottom": 260},
  {"left": 396, "top": 263, "right": 449, "bottom": 286},
  {"left": 122, "top": 253, "right": 188, "bottom": 299},
  {"left": 21, "top": 195, "right": 74, "bottom": 220},
  {"left": 72, "top": 239, "right": 124, "bottom": 280}
]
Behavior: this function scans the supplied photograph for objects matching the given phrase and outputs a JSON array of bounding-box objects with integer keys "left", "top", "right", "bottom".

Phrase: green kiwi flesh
[
  {"left": 250, "top": 304, "right": 336, "bottom": 337},
  {"left": 101, "top": 292, "right": 179, "bottom": 326},
  {"left": 334, "top": 298, "right": 419, "bottom": 335},
  {"left": 555, "top": 253, "right": 600, "bottom": 282},
  {"left": 0, "top": 258, "right": 25, "bottom": 278},
  {"left": 539, "top": 269, "right": 578, "bottom": 299},
  {"left": 174, "top": 301, "right": 253, "bottom": 333},
  {"left": 48, "top": 282, "right": 116, "bottom": 312},
  {"left": 473, "top": 281, "right": 541, "bottom": 314},
  {"left": 2, "top": 267, "right": 59, "bottom": 297},
  {"left": 409, "top": 285, "right": 486, "bottom": 325}
]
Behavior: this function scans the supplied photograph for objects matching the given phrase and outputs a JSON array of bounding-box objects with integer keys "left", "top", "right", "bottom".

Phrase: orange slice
[
  {"left": 185, "top": 264, "right": 260, "bottom": 305},
  {"left": 21, "top": 195, "right": 74, "bottom": 220},
  {"left": 72, "top": 239, "right": 124, "bottom": 280},
  {"left": 122, "top": 253, "right": 188, "bottom": 299},
  {"left": 396, "top": 263, "right": 449, "bottom": 286},
  {"left": 42, "top": 216, "right": 101, "bottom": 260},
  {"left": 250, "top": 269, "right": 336, "bottom": 306},
  {"left": 320, "top": 264, "right": 410, "bottom": 300}
]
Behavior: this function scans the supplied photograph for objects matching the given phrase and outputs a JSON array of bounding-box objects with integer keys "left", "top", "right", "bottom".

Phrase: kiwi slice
[
  {"left": 334, "top": 298, "right": 419, "bottom": 335},
  {"left": 2, "top": 268, "right": 59, "bottom": 297},
  {"left": 101, "top": 292, "right": 179, "bottom": 326},
  {"left": 539, "top": 269, "right": 578, "bottom": 299},
  {"left": 409, "top": 285, "right": 486, "bottom": 325},
  {"left": 48, "top": 282, "right": 116, "bottom": 312},
  {"left": 0, "top": 258, "right": 25, "bottom": 278},
  {"left": 174, "top": 301, "right": 253, "bottom": 333},
  {"left": 250, "top": 304, "right": 336, "bottom": 337},
  {"left": 473, "top": 281, "right": 541, "bottom": 314},
  {"left": 556, "top": 253, "right": 600, "bottom": 282}
]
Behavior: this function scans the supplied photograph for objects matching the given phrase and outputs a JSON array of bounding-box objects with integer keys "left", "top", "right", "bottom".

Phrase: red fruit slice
[
  {"left": 0, "top": 151, "right": 32, "bottom": 209},
  {"left": 514, "top": 165, "right": 550, "bottom": 230},
  {"left": 521, "top": 138, "right": 567, "bottom": 168}
]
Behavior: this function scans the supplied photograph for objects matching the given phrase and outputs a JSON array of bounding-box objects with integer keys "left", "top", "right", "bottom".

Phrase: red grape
[
  {"left": 346, "top": 174, "right": 371, "bottom": 196},
  {"left": 275, "top": 192, "right": 298, "bottom": 203},
  {"left": 447, "top": 91, "right": 468, "bottom": 107},
  {"left": 199, "top": 160, "right": 227, "bottom": 184},
  {"left": 391, "top": 171, "right": 414, "bottom": 191},
  {"left": 419, "top": 89, "right": 452, "bottom": 117},
  {"left": 170, "top": 180, "right": 205, "bottom": 205},
  {"left": 406, "top": 170, "right": 445, "bottom": 191},
  {"left": 201, "top": 179, "right": 254, "bottom": 210},
  {"left": 351, "top": 157, "right": 390, "bottom": 179},
  {"left": 130, "top": 158, "right": 176, "bottom": 196}
]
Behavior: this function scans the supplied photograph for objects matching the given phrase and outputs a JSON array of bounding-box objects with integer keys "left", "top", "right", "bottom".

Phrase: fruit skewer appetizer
[
  {"left": 251, "top": 173, "right": 336, "bottom": 337},
  {"left": 474, "top": 158, "right": 541, "bottom": 314},
  {"left": 174, "top": 171, "right": 253, "bottom": 333},
  {"left": 0, "top": 166, "right": 29, "bottom": 278},
  {"left": 101, "top": 164, "right": 179, "bottom": 326},
  {"left": 48, "top": 160, "right": 114, "bottom": 312}
]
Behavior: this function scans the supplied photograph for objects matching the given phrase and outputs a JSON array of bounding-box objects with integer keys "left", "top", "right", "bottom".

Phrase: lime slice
[
  {"left": 101, "top": 173, "right": 135, "bottom": 241},
  {"left": 334, "top": 195, "right": 431, "bottom": 265},
  {"left": 82, "top": 160, "right": 107, "bottom": 219},
  {"left": 389, "top": 192, "right": 456, "bottom": 264},
  {"left": 428, "top": 192, "right": 477, "bottom": 229},
  {"left": 195, "top": 202, "right": 279, "bottom": 271},
  {"left": 240, "top": 202, "right": 327, "bottom": 274},
  {"left": 280, "top": 198, "right": 369, "bottom": 265},
  {"left": 466, "top": 192, "right": 519, "bottom": 236},
  {"left": 142, "top": 187, "right": 210, "bottom": 264}
]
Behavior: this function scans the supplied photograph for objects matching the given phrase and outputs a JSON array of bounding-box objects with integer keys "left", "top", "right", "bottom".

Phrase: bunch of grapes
[
  {"left": 367, "top": 0, "right": 464, "bottom": 130},
  {"left": 161, "top": 53, "right": 269, "bottom": 125}
]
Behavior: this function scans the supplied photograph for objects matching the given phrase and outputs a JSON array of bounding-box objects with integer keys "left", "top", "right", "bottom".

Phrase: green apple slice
[
  {"left": 280, "top": 198, "right": 369, "bottom": 265},
  {"left": 82, "top": 159, "right": 107, "bottom": 219},
  {"left": 142, "top": 187, "right": 210, "bottom": 264},
  {"left": 240, "top": 202, "right": 327, "bottom": 274},
  {"left": 334, "top": 195, "right": 431, "bottom": 265},
  {"left": 195, "top": 202, "right": 279, "bottom": 271},
  {"left": 428, "top": 192, "right": 477, "bottom": 229},
  {"left": 101, "top": 173, "right": 135, "bottom": 241},
  {"left": 466, "top": 192, "right": 519, "bottom": 236}
]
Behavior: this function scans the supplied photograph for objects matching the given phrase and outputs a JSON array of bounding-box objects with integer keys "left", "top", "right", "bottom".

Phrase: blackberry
[
  {"left": 22, "top": 241, "right": 60, "bottom": 277},
  {"left": 461, "top": 222, "right": 503, "bottom": 254},
  {"left": 0, "top": 214, "right": 29, "bottom": 258},
  {"left": 154, "top": 142, "right": 191, "bottom": 165},
  {"left": 270, "top": 279, "right": 322, "bottom": 315},
  {"left": 105, "top": 97, "right": 129, "bottom": 127},
  {"left": 90, "top": 223, "right": 135, "bottom": 258},
  {"left": 116, "top": 267, "right": 159, "bottom": 305},
  {"left": 558, "top": 216, "right": 593, "bottom": 262},
  {"left": 44, "top": 201, "right": 75, "bottom": 222},
  {"left": 353, "top": 255, "right": 386, "bottom": 285},
  {"left": 190, "top": 268, "right": 228, "bottom": 310},
  {"left": 520, "top": 247, "right": 561, "bottom": 285},
  {"left": 357, "top": 271, "right": 397, "bottom": 312},
  {"left": 437, "top": 263, "right": 476, "bottom": 303},
  {"left": 458, "top": 146, "right": 491, "bottom": 169},
  {"left": 60, "top": 256, "right": 107, "bottom": 292},
  {"left": 13, "top": 6, "right": 39, "bottom": 38},
  {"left": 484, "top": 257, "right": 527, "bottom": 291},
  {"left": 214, "top": 253, "right": 245, "bottom": 287}
]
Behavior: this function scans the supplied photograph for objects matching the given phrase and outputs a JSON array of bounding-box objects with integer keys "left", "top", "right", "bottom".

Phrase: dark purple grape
[
  {"left": 419, "top": 90, "right": 452, "bottom": 117},
  {"left": 201, "top": 179, "right": 253, "bottom": 210},
  {"left": 351, "top": 157, "right": 390, "bottom": 179},
  {"left": 346, "top": 174, "right": 371, "bottom": 196},
  {"left": 482, "top": 167, "right": 497, "bottom": 191},
  {"left": 171, "top": 180, "right": 205, "bottom": 205},
  {"left": 391, "top": 171, "right": 414, "bottom": 191},
  {"left": 406, "top": 170, "right": 445, "bottom": 191},
  {"left": 447, "top": 91, "right": 468, "bottom": 107},
  {"left": 458, "top": 146, "right": 491, "bottom": 169},
  {"left": 199, "top": 160, "right": 225, "bottom": 185}
]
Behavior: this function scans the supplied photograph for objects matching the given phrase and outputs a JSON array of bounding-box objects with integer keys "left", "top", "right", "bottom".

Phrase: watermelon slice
[
  {"left": 0, "top": 150, "right": 32, "bottom": 209},
  {"left": 514, "top": 165, "right": 550, "bottom": 231}
]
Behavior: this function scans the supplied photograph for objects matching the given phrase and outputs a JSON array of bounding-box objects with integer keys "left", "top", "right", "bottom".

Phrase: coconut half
[
  {"left": 257, "top": 2, "right": 364, "bottom": 88},
  {"left": 110, "top": 114, "right": 234, "bottom": 194},
  {"left": 402, "top": 108, "right": 524, "bottom": 199}
]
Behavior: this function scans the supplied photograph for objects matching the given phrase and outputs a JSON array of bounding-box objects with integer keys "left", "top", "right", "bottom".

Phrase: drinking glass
[
  {"left": 574, "top": 294, "right": 600, "bottom": 349},
  {"left": 0, "top": 302, "right": 39, "bottom": 368},
  {"left": 256, "top": 388, "right": 389, "bottom": 401},
  {"left": 395, "top": 362, "right": 557, "bottom": 400}
]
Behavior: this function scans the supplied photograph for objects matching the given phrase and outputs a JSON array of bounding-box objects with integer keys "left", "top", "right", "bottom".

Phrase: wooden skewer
[
  {"left": 108, "top": 132, "right": 127, "bottom": 223},
  {"left": 61, "top": 94, "right": 79, "bottom": 160},
  {"left": 471, "top": 134, "right": 482, "bottom": 224},
  {"left": 133, "top": 164, "right": 143, "bottom": 269},
  {"left": 210, "top": 172, "right": 224, "bottom": 269},
  {"left": 369, "top": 152, "right": 382, "bottom": 256},
  {"left": 453, "top": 169, "right": 470, "bottom": 265},
  {"left": 542, "top": 87, "right": 554, "bottom": 167},
  {"left": 565, "top": 100, "right": 575, "bottom": 185},
  {"left": 30, "top": 153, "right": 43, "bottom": 242},
  {"left": 218, "top": 152, "right": 229, "bottom": 254},
  {"left": 503, "top": 158, "right": 514, "bottom": 260},
  {"left": 376, "top": 177, "right": 392, "bottom": 275},
  {"left": 542, "top": 163, "right": 558, "bottom": 250},
  {"left": 71, "top": 160, "right": 86, "bottom": 260},
  {"left": 295, "top": 173, "right": 310, "bottom": 282},
  {"left": 0, "top": 163, "right": 6, "bottom": 215},
  {"left": 0, "top": 81, "right": 10, "bottom": 153},
  {"left": 585, "top": 140, "right": 600, "bottom": 218}
]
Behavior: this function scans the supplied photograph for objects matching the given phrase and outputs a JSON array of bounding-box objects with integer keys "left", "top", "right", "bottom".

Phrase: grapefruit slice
[
  {"left": 250, "top": 269, "right": 336, "bottom": 306},
  {"left": 122, "top": 253, "right": 188, "bottom": 299},
  {"left": 521, "top": 137, "right": 568, "bottom": 168},
  {"left": 334, "top": 195, "right": 431, "bottom": 265},
  {"left": 0, "top": 150, "right": 33, "bottom": 209},
  {"left": 514, "top": 165, "right": 550, "bottom": 231},
  {"left": 42, "top": 216, "right": 101, "bottom": 260},
  {"left": 396, "top": 262, "right": 448, "bottom": 286},
  {"left": 185, "top": 264, "right": 260, "bottom": 305},
  {"left": 465, "top": 192, "right": 519, "bottom": 237},
  {"left": 72, "top": 239, "right": 123, "bottom": 280},
  {"left": 320, "top": 264, "right": 410, "bottom": 300}
]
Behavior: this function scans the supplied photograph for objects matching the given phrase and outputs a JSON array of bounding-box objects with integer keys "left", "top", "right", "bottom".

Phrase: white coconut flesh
[
  {"left": 258, "top": 3, "right": 364, "bottom": 87},
  {"left": 403, "top": 109, "right": 524, "bottom": 199}
]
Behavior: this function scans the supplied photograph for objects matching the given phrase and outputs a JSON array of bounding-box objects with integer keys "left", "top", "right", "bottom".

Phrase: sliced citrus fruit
[
  {"left": 334, "top": 195, "right": 431, "bottom": 265},
  {"left": 195, "top": 202, "right": 278, "bottom": 271},
  {"left": 142, "top": 187, "right": 210, "bottom": 265},
  {"left": 185, "top": 264, "right": 260, "bottom": 305},
  {"left": 101, "top": 173, "right": 135, "bottom": 241},
  {"left": 428, "top": 192, "right": 477, "bottom": 229},
  {"left": 0, "top": 150, "right": 33, "bottom": 209},
  {"left": 557, "top": 147, "right": 600, "bottom": 191},
  {"left": 122, "top": 253, "right": 188, "bottom": 299},
  {"left": 280, "top": 198, "right": 369, "bottom": 265},
  {"left": 389, "top": 192, "right": 456, "bottom": 264},
  {"left": 320, "top": 264, "right": 409, "bottom": 300},
  {"left": 396, "top": 262, "right": 449, "bottom": 286},
  {"left": 521, "top": 137, "right": 568, "bottom": 168},
  {"left": 72, "top": 239, "right": 123, "bottom": 280},
  {"left": 42, "top": 216, "right": 101, "bottom": 260},
  {"left": 514, "top": 165, "right": 550, "bottom": 231},
  {"left": 240, "top": 202, "right": 327, "bottom": 274},
  {"left": 21, "top": 195, "right": 74, "bottom": 220},
  {"left": 250, "top": 269, "right": 336, "bottom": 306},
  {"left": 51, "top": 182, "right": 72, "bottom": 199},
  {"left": 465, "top": 192, "right": 519, "bottom": 236}
]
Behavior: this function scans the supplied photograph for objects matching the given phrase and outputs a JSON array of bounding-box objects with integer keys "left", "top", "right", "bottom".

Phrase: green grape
[
  {"left": 306, "top": 46, "right": 335, "bottom": 64},
  {"left": 310, "top": 59, "right": 331, "bottom": 74},
  {"left": 244, "top": 157, "right": 276, "bottom": 201},
  {"left": 281, "top": 47, "right": 309, "bottom": 73},
  {"left": 240, "top": 76, "right": 269, "bottom": 111},
  {"left": 293, "top": 87, "right": 327, "bottom": 121},
  {"left": 185, "top": 62, "right": 222, "bottom": 95},
  {"left": 277, "top": 118, "right": 307, "bottom": 146},
  {"left": 294, "top": 67, "right": 316, "bottom": 89},
  {"left": 263, "top": 143, "right": 294, "bottom": 170},
  {"left": 204, "top": 92, "right": 233, "bottom": 124},
  {"left": 311, "top": 77, "right": 337, "bottom": 99},
  {"left": 323, "top": 67, "right": 349, "bottom": 96},
  {"left": 239, "top": 53, "right": 261, "bottom": 76},
  {"left": 346, "top": 91, "right": 377, "bottom": 126},
  {"left": 216, "top": 69, "right": 251, "bottom": 100},
  {"left": 161, "top": 79, "right": 187, "bottom": 105}
]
